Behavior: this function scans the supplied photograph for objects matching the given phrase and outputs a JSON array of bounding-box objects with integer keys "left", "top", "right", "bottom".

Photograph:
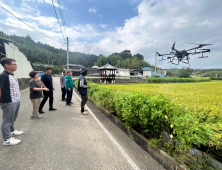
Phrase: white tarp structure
[
  {"left": 4, "top": 42, "right": 33, "bottom": 78},
  {"left": 0, "top": 64, "right": 3, "bottom": 73}
]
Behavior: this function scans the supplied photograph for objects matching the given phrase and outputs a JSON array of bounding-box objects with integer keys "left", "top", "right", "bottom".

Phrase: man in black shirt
[
  {"left": 38, "top": 67, "right": 57, "bottom": 113},
  {"left": 0, "top": 58, "right": 23, "bottom": 146}
]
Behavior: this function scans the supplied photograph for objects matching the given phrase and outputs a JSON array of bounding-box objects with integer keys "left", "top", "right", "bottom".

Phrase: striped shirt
[{"left": 0, "top": 71, "right": 20, "bottom": 103}]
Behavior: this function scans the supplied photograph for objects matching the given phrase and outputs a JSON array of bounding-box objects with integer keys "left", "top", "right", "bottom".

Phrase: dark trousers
[
  {"left": 66, "top": 89, "right": 73, "bottom": 105},
  {"left": 81, "top": 94, "right": 88, "bottom": 112},
  {"left": 39, "top": 90, "right": 53, "bottom": 111},
  {"left": 61, "top": 87, "right": 66, "bottom": 100}
]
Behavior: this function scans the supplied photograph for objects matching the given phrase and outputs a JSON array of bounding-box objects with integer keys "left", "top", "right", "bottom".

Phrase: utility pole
[
  {"left": 155, "top": 53, "right": 157, "bottom": 76},
  {"left": 67, "top": 37, "right": 69, "bottom": 70},
  {"left": 200, "top": 68, "right": 202, "bottom": 78},
  {"left": 194, "top": 67, "right": 196, "bottom": 78},
  {"left": 118, "top": 60, "right": 120, "bottom": 67},
  {"left": 47, "top": 54, "right": 49, "bottom": 65}
]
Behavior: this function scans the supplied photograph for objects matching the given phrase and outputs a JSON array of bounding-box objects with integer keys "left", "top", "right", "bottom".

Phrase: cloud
[
  {"left": 129, "top": 0, "right": 143, "bottom": 4},
  {"left": 0, "top": 0, "right": 222, "bottom": 69},
  {"left": 100, "top": 24, "right": 107, "bottom": 28},
  {"left": 88, "top": 0, "right": 222, "bottom": 69},
  {"left": 22, "top": 0, "right": 65, "bottom": 9},
  {"left": 89, "top": 7, "right": 96, "bottom": 13},
  {"left": 197, "top": 20, "right": 212, "bottom": 26}
]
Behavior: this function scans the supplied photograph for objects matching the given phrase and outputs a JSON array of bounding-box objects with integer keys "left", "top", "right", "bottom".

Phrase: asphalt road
[{"left": 0, "top": 77, "right": 165, "bottom": 170}]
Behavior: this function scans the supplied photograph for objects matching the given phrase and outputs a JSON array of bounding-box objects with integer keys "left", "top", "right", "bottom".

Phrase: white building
[
  {"left": 98, "top": 64, "right": 130, "bottom": 77},
  {"left": 0, "top": 38, "right": 33, "bottom": 78},
  {"left": 92, "top": 65, "right": 99, "bottom": 69},
  {"left": 142, "top": 66, "right": 166, "bottom": 77},
  {"left": 0, "top": 62, "right": 3, "bottom": 73},
  {"left": 115, "top": 67, "right": 130, "bottom": 76},
  {"left": 142, "top": 67, "right": 155, "bottom": 77}
]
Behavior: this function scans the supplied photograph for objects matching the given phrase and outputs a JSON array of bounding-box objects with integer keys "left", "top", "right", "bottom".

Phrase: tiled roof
[
  {"left": 98, "top": 63, "right": 117, "bottom": 70},
  {"left": 143, "top": 67, "right": 155, "bottom": 71}
]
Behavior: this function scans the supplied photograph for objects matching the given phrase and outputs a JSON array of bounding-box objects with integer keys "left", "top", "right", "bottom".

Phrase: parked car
[
  {"left": 89, "top": 73, "right": 100, "bottom": 76},
  {"left": 138, "top": 73, "right": 143, "bottom": 76}
]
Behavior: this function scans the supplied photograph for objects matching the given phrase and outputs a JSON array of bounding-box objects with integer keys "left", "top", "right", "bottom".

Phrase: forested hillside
[
  {"left": 0, "top": 31, "right": 156, "bottom": 72},
  {"left": 0, "top": 32, "right": 98, "bottom": 67},
  {"left": 166, "top": 68, "right": 222, "bottom": 78}
]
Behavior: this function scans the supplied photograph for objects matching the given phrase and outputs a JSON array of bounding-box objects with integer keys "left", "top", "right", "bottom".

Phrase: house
[
  {"left": 115, "top": 67, "right": 130, "bottom": 76},
  {"left": 88, "top": 66, "right": 100, "bottom": 75},
  {"left": 157, "top": 70, "right": 166, "bottom": 77},
  {"left": 142, "top": 66, "right": 166, "bottom": 77},
  {"left": 130, "top": 69, "right": 140, "bottom": 76},
  {"left": 142, "top": 67, "right": 155, "bottom": 77},
  {"left": 65, "top": 64, "right": 84, "bottom": 76}
]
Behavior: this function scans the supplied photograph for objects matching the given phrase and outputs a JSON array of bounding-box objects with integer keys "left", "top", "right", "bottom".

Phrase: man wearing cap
[
  {"left": 78, "top": 67, "right": 91, "bottom": 115},
  {"left": 39, "top": 67, "right": 57, "bottom": 113}
]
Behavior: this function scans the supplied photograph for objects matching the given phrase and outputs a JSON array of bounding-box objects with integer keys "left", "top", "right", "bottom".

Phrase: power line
[
  {"left": 0, "top": 4, "right": 63, "bottom": 44},
  {"left": 51, "top": 0, "right": 66, "bottom": 44},
  {"left": 57, "top": 0, "right": 67, "bottom": 38}
]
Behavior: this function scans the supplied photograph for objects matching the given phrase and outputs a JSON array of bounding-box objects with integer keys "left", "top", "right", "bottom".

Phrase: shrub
[
  {"left": 146, "top": 77, "right": 211, "bottom": 83},
  {"left": 86, "top": 83, "right": 220, "bottom": 152}
]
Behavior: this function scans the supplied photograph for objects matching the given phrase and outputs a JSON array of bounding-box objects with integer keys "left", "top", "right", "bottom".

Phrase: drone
[{"left": 156, "top": 42, "right": 213, "bottom": 65}]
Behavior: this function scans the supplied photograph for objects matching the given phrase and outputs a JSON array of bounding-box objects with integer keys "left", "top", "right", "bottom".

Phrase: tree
[
  {"left": 96, "top": 55, "right": 107, "bottom": 66},
  {"left": 177, "top": 67, "right": 194, "bottom": 78},
  {"left": 120, "top": 50, "right": 132, "bottom": 59},
  {"left": 166, "top": 71, "right": 174, "bottom": 77},
  {"left": 133, "top": 53, "right": 144, "bottom": 60}
]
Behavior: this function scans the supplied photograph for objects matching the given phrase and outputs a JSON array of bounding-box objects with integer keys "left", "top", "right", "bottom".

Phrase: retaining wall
[
  {"left": 73, "top": 77, "right": 147, "bottom": 84},
  {"left": 18, "top": 78, "right": 31, "bottom": 90}
]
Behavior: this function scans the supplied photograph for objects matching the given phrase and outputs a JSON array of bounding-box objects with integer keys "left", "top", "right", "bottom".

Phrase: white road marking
[
  {"left": 21, "top": 87, "right": 29, "bottom": 93},
  {"left": 73, "top": 90, "right": 140, "bottom": 170}
]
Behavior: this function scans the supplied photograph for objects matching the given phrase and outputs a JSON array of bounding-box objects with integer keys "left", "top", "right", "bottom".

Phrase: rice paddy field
[{"left": 99, "top": 81, "right": 222, "bottom": 116}]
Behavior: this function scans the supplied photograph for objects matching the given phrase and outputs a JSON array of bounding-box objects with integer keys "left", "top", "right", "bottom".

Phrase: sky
[{"left": 0, "top": 0, "right": 221, "bottom": 69}]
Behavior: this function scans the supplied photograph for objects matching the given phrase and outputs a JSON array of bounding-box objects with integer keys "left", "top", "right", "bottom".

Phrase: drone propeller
[
  {"left": 200, "top": 48, "right": 217, "bottom": 50},
  {"left": 156, "top": 52, "right": 162, "bottom": 56},
  {"left": 189, "top": 43, "right": 213, "bottom": 48},
  {"left": 171, "top": 41, "right": 176, "bottom": 52},
  {"left": 190, "top": 43, "right": 213, "bottom": 45}
]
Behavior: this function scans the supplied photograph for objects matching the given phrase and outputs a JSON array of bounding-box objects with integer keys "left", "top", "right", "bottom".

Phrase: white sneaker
[
  {"left": 3, "top": 138, "right": 21, "bottom": 146},
  {"left": 81, "top": 112, "right": 88, "bottom": 115},
  {"left": 11, "top": 130, "right": 23, "bottom": 136}
]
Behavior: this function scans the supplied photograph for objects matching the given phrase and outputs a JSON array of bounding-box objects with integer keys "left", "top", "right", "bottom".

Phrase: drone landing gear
[
  {"left": 182, "top": 57, "right": 190, "bottom": 64},
  {"left": 198, "top": 52, "right": 208, "bottom": 58},
  {"left": 159, "top": 56, "right": 165, "bottom": 61},
  {"left": 168, "top": 56, "right": 179, "bottom": 65},
  {"left": 182, "top": 60, "right": 189, "bottom": 64},
  {"left": 171, "top": 60, "right": 179, "bottom": 65}
]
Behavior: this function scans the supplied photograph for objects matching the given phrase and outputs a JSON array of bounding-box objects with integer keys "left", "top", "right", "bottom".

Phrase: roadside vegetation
[{"left": 75, "top": 80, "right": 222, "bottom": 169}]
